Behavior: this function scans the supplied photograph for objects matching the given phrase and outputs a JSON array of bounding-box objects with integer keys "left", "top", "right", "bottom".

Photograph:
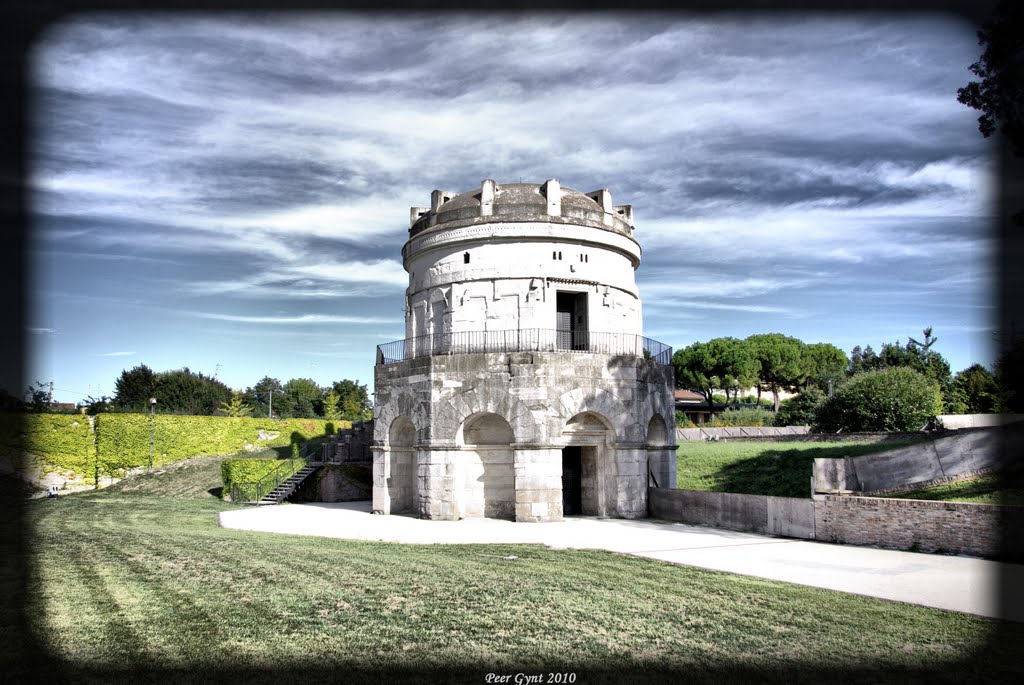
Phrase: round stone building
[{"left": 372, "top": 179, "right": 676, "bottom": 522}]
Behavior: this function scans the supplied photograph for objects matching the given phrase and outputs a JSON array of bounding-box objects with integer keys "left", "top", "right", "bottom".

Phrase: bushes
[
  {"left": 773, "top": 387, "right": 826, "bottom": 427},
  {"left": 815, "top": 367, "right": 942, "bottom": 432},
  {"left": 706, "top": 407, "right": 775, "bottom": 427}
]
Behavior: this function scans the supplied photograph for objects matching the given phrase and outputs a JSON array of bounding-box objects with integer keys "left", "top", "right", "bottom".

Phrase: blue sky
[{"left": 25, "top": 12, "right": 996, "bottom": 404}]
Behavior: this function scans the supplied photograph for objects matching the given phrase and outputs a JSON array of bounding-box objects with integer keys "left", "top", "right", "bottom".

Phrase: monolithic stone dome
[{"left": 409, "top": 179, "right": 635, "bottom": 236}]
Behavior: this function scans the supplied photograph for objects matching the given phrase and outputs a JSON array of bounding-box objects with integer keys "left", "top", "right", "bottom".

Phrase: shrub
[
  {"left": 675, "top": 410, "right": 694, "bottom": 428},
  {"left": 815, "top": 367, "right": 942, "bottom": 432},
  {"left": 773, "top": 387, "right": 826, "bottom": 427},
  {"left": 706, "top": 406, "right": 775, "bottom": 427}
]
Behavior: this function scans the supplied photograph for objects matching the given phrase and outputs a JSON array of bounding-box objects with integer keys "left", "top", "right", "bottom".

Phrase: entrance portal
[
  {"left": 561, "top": 446, "right": 582, "bottom": 515},
  {"left": 556, "top": 291, "right": 588, "bottom": 351}
]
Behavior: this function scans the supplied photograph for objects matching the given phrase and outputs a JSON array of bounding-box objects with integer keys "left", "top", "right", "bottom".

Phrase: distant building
[{"left": 372, "top": 180, "right": 676, "bottom": 521}]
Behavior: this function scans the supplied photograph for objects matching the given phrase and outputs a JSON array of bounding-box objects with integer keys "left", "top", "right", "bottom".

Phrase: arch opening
[
  {"left": 386, "top": 416, "right": 417, "bottom": 514},
  {"left": 458, "top": 413, "right": 515, "bottom": 520}
]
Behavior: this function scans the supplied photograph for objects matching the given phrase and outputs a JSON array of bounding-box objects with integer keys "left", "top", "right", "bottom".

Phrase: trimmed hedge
[{"left": 12, "top": 413, "right": 349, "bottom": 483}]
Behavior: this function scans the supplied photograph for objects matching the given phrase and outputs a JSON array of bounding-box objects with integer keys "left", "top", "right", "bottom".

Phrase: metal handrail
[
  {"left": 231, "top": 452, "right": 310, "bottom": 503},
  {"left": 376, "top": 328, "right": 671, "bottom": 366}
]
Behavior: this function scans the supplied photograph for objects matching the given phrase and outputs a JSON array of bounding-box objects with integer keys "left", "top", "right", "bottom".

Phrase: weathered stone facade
[{"left": 372, "top": 180, "right": 676, "bottom": 521}]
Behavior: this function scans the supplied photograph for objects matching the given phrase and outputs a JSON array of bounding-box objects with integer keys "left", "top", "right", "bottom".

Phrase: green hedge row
[
  {"left": 9, "top": 412, "right": 350, "bottom": 483},
  {"left": 3, "top": 413, "right": 95, "bottom": 476},
  {"left": 221, "top": 457, "right": 307, "bottom": 501}
]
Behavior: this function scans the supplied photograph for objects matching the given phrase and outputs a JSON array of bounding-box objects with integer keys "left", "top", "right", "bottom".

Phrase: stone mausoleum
[{"left": 372, "top": 179, "right": 676, "bottom": 522}]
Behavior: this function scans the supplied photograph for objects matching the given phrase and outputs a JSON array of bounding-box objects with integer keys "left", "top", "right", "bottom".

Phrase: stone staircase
[
  {"left": 256, "top": 463, "right": 321, "bottom": 505},
  {"left": 322, "top": 420, "right": 374, "bottom": 463}
]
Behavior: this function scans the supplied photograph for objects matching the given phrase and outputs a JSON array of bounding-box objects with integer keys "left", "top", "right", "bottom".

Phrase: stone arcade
[{"left": 372, "top": 180, "right": 676, "bottom": 522}]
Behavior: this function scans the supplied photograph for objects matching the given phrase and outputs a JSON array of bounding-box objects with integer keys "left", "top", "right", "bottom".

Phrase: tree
[
  {"left": 152, "top": 368, "right": 231, "bottom": 415},
  {"left": 672, "top": 337, "right": 756, "bottom": 419},
  {"left": 848, "top": 330, "right": 955, "bottom": 411},
  {"left": 331, "top": 379, "right": 372, "bottom": 420},
  {"left": 802, "top": 343, "right": 848, "bottom": 394},
  {"left": 113, "top": 364, "right": 156, "bottom": 411},
  {"left": 715, "top": 337, "right": 759, "bottom": 405},
  {"left": 951, "top": 363, "right": 1000, "bottom": 414},
  {"left": 673, "top": 341, "right": 721, "bottom": 420},
  {"left": 246, "top": 377, "right": 284, "bottom": 418},
  {"left": 815, "top": 367, "right": 942, "bottom": 432},
  {"left": 22, "top": 381, "right": 49, "bottom": 413},
  {"left": 957, "top": 2, "right": 1024, "bottom": 156},
  {"left": 218, "top": 390, "right": 253, "bottom": 418},
  {"left": 746, "top": 333, "right": 806, "bottom": 411},
  {"left": 282, "top": 378, "right": 323, "bottom": 419},
  {"left": 322, "top": 389, "right": 343, "bottom": 422}
]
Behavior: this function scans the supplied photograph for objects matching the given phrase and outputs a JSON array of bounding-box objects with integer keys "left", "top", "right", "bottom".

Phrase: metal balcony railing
[{"left": 376, "top": 328, "right": 672, "bottom": 366}]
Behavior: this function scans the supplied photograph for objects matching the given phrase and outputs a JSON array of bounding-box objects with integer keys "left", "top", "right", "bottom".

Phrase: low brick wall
[
  {"left": 649, "top": 487, "right": 1024, "bottom": 561},
  {"left": 649, "top": 488, "right": 815, "bottom": 539},
  {"left": 814, "top": 494, "right": 1024, "bottom": 561}
]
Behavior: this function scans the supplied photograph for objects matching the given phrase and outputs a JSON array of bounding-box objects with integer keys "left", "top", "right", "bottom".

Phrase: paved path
[{"left": 218, "top": 501, "right": 1024, "bottom": 622}]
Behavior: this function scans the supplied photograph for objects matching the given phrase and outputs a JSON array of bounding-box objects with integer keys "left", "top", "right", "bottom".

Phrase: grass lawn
[
  {"left": 873, "top": 473, "right": 1024, "bottom": 506},
  {"left": 675, "top": 439, "right": 929, "bottom": 498},
  {"left": 6, "top": 453, "right": 1023, "bottom": 683}
]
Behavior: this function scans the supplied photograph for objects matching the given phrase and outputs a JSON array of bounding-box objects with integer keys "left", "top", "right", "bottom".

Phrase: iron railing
[
  {"left": 376, "top": 328, "right": 671, "bottom": 366},
  {"left": 230, "top": 445, "right": 315, "bottom": 503}
]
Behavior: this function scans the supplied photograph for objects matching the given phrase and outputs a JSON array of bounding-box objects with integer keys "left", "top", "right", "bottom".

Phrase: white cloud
[{"left": 189, "top": 312, "right": 399, "bottom": 325}]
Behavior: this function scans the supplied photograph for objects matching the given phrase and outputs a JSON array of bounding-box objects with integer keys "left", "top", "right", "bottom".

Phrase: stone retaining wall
[
  {"left": 675, "top": 426, "right": 810, "bottom": 441},
  {"left": 649, "top": 488, "right": 815, "bottom": 539},
  {"left": 649, "top": 487, "right": 1023, "bottom": 561},
  {"left": 812, "top": 425, "right": 1021, "bottom": 495},
  {"left": 814, "top": 494, "right": 1024, "bottom": 561}
]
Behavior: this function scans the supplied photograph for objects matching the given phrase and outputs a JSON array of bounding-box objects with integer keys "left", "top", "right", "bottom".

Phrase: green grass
[
  {"left": 875, "top": 473, "right": 1024, "bottom": 505},
  {"left": 8, "top": 452, "right": 1023, "bottom": 682},
  {"left": 676, "top": 439, "right": 929, "bottom": 498}
]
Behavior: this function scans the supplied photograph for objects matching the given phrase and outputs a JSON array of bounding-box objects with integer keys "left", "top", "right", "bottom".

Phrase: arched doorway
[{"left": 561, "top": 412, "right": 613, "bottom": 516}]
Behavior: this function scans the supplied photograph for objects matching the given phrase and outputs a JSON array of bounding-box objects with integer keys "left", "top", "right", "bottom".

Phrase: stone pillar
[
  {"left": 417, "top": 447, "right": 461, "bottom": 520},
  {"left": 514, "top": 446, "right": 563, "bottom": 522},
  {"left": 480, "top": 179, "right": 496, "bottom": 216},
  {"left": 612, "top": 447, "right": 648, "bottom": 519},
  {"left": 647, "top": 446, "right": 677, "bottom": 490},
  {"left": 371, "top": 446, "right": 390, "bottom": 515},
  {"left": 543, "top": 179, "right": 561, "bottom": 217}
]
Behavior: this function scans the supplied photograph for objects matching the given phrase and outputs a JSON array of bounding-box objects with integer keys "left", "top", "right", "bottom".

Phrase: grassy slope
[
  {"left": 12, "top": 454, "right": 1024, "bottom": 683},
  {"left": 876, "top": 473, "right": 1024, "bottom": 506},
  {"left": 676, "top": 440, "right": 928, "bottom": 498}
]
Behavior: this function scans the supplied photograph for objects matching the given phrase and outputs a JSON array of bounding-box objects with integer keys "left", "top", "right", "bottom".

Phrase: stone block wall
[
  {"left": 649, "top": 488, "right": 815, "bottom": 539},
  {"left": 812, "top": 424, "right": 1022, "bottom": 495},
  {"left": 374, "top": 349, "right": 675, "bottom": 521}
]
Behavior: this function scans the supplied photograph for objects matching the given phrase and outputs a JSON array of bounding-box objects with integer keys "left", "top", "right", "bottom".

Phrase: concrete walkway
[{"left": 218, "top": 501, "right": 1024, "bottom": 623}]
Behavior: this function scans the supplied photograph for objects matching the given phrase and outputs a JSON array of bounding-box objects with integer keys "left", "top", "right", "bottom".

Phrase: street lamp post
[{"left": 149, "top": 397, "right": 157, "bottom": 472}]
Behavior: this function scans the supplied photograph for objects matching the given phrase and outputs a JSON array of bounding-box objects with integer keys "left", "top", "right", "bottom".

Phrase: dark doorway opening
[
  {"left": 556, "top": 291, "right": 588, "bottom": 351},
  {"left": 562, "top": 446, "right": 582, "bottom": 515}
]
